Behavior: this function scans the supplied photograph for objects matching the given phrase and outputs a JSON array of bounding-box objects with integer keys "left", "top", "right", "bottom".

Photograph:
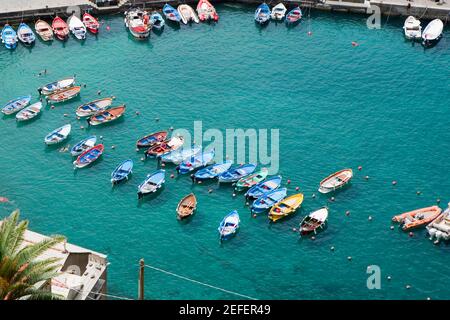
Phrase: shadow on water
[
  {"left": 136, "top": 185, "right": 165, "bottom": 206},
  {"left": 43, "top": 139, "right": 72, "bottom": 154}
]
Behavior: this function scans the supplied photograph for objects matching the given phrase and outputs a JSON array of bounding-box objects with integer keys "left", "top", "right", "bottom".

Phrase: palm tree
[{"left": 0, "top": 210, "right": 66, "bottom": 300}]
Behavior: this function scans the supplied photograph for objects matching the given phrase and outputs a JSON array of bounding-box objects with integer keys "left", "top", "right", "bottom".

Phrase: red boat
[
  {"left": 52, "top": 16, "right": 69, "bottom": 40},
  {"left": 83, "top": 13, "right": 100, "bottom": 34},
  {"left": 196, "top": 0, "right": 219, "bottom": 22},
  {"left": 73, "top": 144, "right": 104, "bottom": 169}
]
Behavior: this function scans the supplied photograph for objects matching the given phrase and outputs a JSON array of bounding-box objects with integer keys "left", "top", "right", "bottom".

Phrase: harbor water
[{"left": 0, "top": 4, "right": 449, "bottom": 299}]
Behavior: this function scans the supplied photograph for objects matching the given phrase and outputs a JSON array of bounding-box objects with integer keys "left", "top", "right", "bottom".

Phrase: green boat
[{"left": 234, "top": 168, "right": 269, "bottom": 191}]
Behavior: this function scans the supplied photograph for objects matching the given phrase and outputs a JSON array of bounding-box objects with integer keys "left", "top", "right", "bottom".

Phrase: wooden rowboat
[
  {"left": 88, "top": 105, "right": 126, "bottom": 126},
  {"left": 136, "top": 131, "right": 168, "bottom": 149},
  {"left": 318, "top": 168, "right": 353, "bottom": 194},
  {"left": 75, "top": 97, "right": 115, "bottom": 117},
  {"left": 269, "top": 193, "right": 304, "bottom": 222},
  {"left": 299, "top": 207, "right": 328, "bottom": 236},
  {"left": 392, "top": 206, "right": 442, "bottom": 231},
  {"left": 145, "top": 136, "right": 184, "bottom": 158},
  {"left": 83, "top": 13, "right": 100, "bottom": 34},
  {"left": 176, "top": 193, "right": 197, "bottom": 220},
  {"left": 47, "top": 86, "right": 81, "bottom": 103},
  {"left": 35, "top": 20, "right": 54, "bottom": 41},
  {"left": 235, "top": 168, "right": 268, "bottom": 191},
  {"left": 52, "top": 16, "right": 69, "bottom": 41}
]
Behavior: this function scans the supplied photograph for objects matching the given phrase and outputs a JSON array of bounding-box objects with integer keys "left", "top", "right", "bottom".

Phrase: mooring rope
[{"left": 143, "top": 264, "right": 258, "bottom": 300}]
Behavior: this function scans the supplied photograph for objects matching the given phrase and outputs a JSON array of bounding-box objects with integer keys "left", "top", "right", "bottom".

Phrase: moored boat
[
  {"left": 160, "top": 145, "right": 202, "bottom": 165},
  {"left": 178, "top": 4, "right": 199, "bottom": 24},
  {"left": 88, "top": 105, "right": 126, "bottom": 126},
  {"left": 392, "top": 206, "right": 442, "bottom": 231},
  {"left": 318, "top": 168, "right": 353, "bottom": 194},
  {"left": 35, "top": 20, "right": 54, "bottom": 41},
  {"left": 193, "top": 160, "right": 232, "bottom": 181},
  {"left": 178, "top": 148, "right": 215, "bottom": 174},
  {"left": 403, "top": 16, "right": 422, "bottom": 40},
  {"left": 269, "top": 193, "right": 304, "bottom": 222},
  {"left": 427, "top": 204, "right": 450, "bottom": 243},
  {"left": 218, "top": 164, "right": 257, "bottom": 183},
  {"left": 1, "top": 25, "right": 18, "bottom": 50},
  {"left": 83, "top": 13, "right": 100, "bottom": 34},
  {"left": 2, "top": 95, "right": 32, "bottom": 115},
  {"left": 197, "top": 0, "right": 219, "bottom": 22},
  {"left": 15, "top": 102, "right": 43, "bottom": 121},
  {"left": 70, "top": 136, "right": 97, "bottom": 156},
  {"left": 299, "top": 207, "right": 329, "bottom": 236},
  {"left": 75, "top": 97, "right": 115, "bottom": 117},
  {"left": 218, "top": 210, "right": 240, "bottom": 240},
  {"left": 38, "top": 76, "right": 75, "bottom": 95},
  {"left": 124, "top": 8, "right": 151, "bottom": 39},
  {"left": 422, "top": 19, "right": 443, "bottom": 47},
  {"left": 73, "top": 144, "right": 104, "bottom": 169},
  {"left": 52, "top": 16, "right": 69, "bottom": 41},
  {"left": 254, "top": 3, "right": 271, "bottom": 25},
  {"left": 176, "top": 193, "right": 197, "bottom": 220},
  {"left": 150, "top": 12, "right": 165, "bottom": 31},
  {"left": 44, "top": 124, "right": 71, "bottom": 145},
  {"left": 46, "top": 86, "right": 81, "bottom": 104},
  {"left": 251, "top": 188, "right": 287, "bottom": 214},
  {"left": 235, "top": 168, "right": 269, "bottom": 191},
  {"left": 137, "top": 169, "right": 166, "bottom": 198},
  {"left": 17, "top": 23, "right": 36, "bottom": 45},
  {"left": 285, "top": 6, "right": 302, "bottom": 24},
  {"left": 111, "top": 159, "right": 133, "bottom": 184},
  {"left": 162, "top": 4, "right": 182, "bottom": 23},
  {"left": 245, "top": 175, "right": 282, "bottom": 199},
  {"left": 270, "top": 3, "right": 287, "bottom": 21},
  {"left": 136, "top": 131, "right": 168, "bottom": 149},
  {"left": 67, "top": 14, "right": 87, "bottom": 40},
  {"left": 145, "top": 136, "right": 184, "bottom": 158}
]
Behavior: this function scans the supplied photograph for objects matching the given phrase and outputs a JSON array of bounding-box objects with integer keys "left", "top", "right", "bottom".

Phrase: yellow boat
[{"left": 269, "top": 193, "right": 304, "bottom": 222}]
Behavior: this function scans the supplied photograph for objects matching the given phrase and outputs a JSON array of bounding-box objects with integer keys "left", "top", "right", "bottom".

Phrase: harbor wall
[{"left": 0, "top": 0, "right": 449, "bottom": 24}]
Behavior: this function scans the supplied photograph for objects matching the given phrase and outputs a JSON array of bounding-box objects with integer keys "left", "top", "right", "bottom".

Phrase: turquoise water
[{"left": 0, "top": 5, "right": 449, "bottom": 300}]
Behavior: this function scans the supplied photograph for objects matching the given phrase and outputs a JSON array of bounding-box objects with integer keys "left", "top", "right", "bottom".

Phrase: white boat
[
  {"left": 270, "top": 3, "right": 287, "bottom": 21},
  {"left": 16, "top": 102, "right": 43, "bottom": 122},
  {"left": 178, "top": 4, "right": 199, "bottom": 24},
  {"left": 427, "top": 204, "right": 450, "bottom": 243},
  {"left": 318, "top": 169, "right": 353, "bottom": 194},
  {"left": 124, "top": 8, "right": 151, "bottom": 39},
  {"left": 67, "top": 15, "right": 87, "bottom": 40},
  {"left": 160, "top": 145, "right": 202, "bottom": 165},
  {"left": 38, "top": 76, "right": 75, "bottom": 96},
  {"left": 44, "top": 124, "right": 71, "bottom": 145},
  {"left": 403, "top": 16, "right": 422, "bottom": 40},
  {"left": 422, "top": 19, "right": 443, "bottom": 47}
]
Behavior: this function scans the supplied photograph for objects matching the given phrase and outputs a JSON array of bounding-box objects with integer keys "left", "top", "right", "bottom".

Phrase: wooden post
[{"left": 138, "top": 259, "right": 145, "bottom": 300}]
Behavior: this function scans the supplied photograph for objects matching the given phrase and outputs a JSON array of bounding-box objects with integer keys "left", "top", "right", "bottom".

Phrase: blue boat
[
  {"left": 254, "top": 3, "right": 271, "bottom": 25},
  {"left": 1, "top": 24, "right": 18, "bottom": 49},
  {"left": 193, "top": 160, "right": 233, "bottom": 181},
  {"left": 137, "top": 169, "right": 165, "bottom": 198},
  {"left": 17, "top": 23, "right": 36, "bottom": 45},
  {"left": 150, "top": 12, "right": 165, "bottom": 30},
  {"left": 162, "top": 4, "right": 182, "bottom": 23},
  {"left": 70, "top": 136, "right": 97, "bottom": 156},
  {"left": 111, "top": 159, "right": 134, "bottom": 184},
  {"left": 245, "top": 175, "right": 282, "bottom": 199},
  {"left": 251, "top": 188, "right": 287, "bottom": 213},
  {"left": 178, "top": 149, "right": 215, "bottom": 175},
  {"left": 1, "top": 95, "right": 32, "bottom": 115},
  {"left": 218, "top": 164, "right": 257, "bottom": 183},
  {"left": 218, "top": 210, "right": 240, "bottom": 240}
]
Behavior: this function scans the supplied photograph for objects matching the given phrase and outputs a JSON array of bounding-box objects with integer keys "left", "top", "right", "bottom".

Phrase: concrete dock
[{"left": 0, "top": 0, "right": 448, "bottom": 23}]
